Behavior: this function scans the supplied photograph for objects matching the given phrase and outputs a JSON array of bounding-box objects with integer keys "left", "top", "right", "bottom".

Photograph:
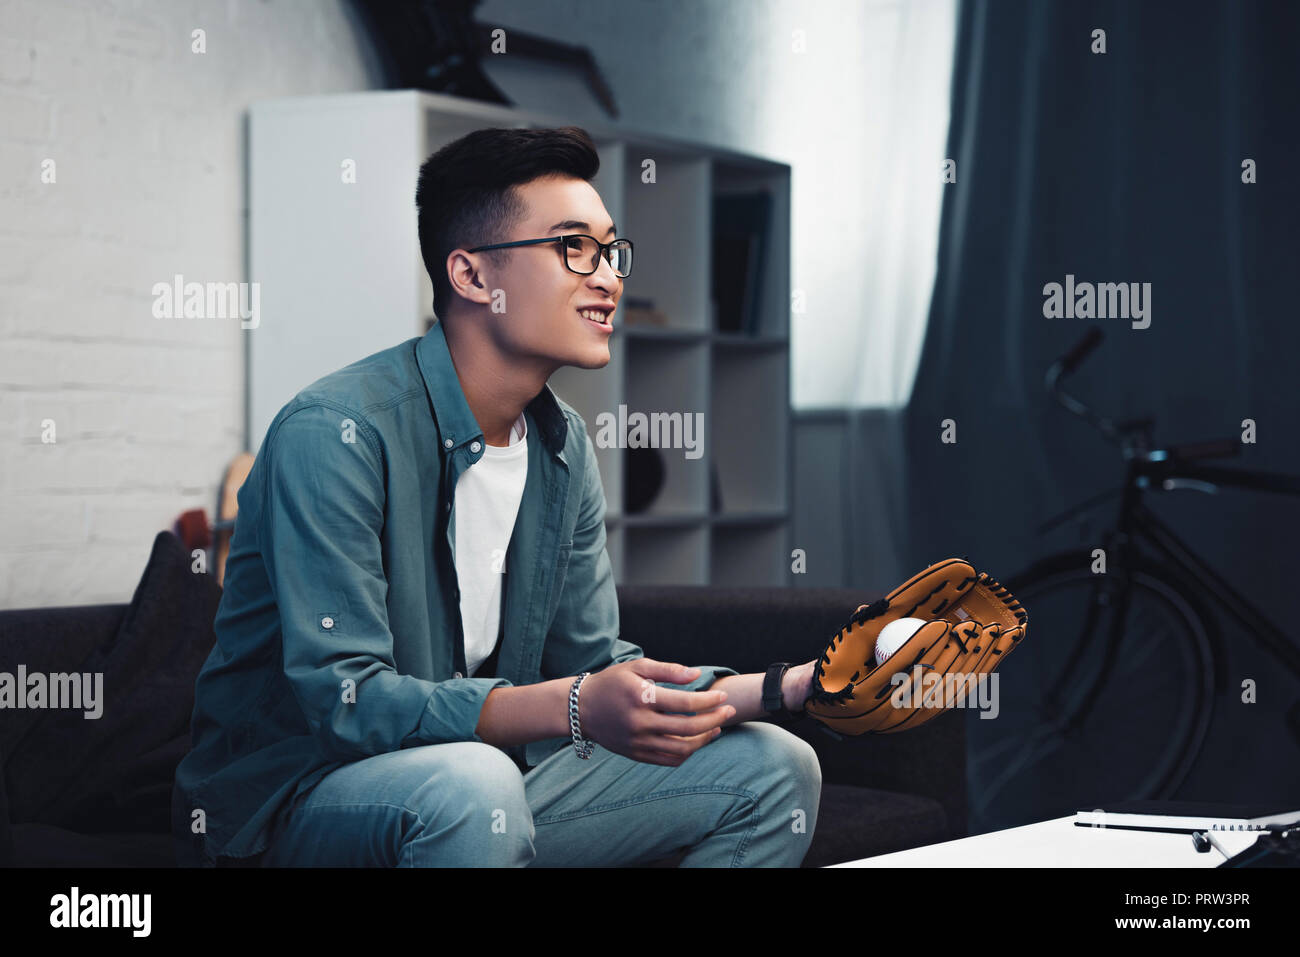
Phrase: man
[{"left": 172, "top": 126, "right": 821, "bottom": 868}]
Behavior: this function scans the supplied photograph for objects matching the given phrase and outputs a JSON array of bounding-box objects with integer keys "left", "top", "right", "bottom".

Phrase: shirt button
[
  {"left": 321, "top": 616, "right": 334, "bottom": 629},
  {"left": 453, "top": 671, "right": 463, "bottom": 679},
  {"left": 470, "top": 441, "right": 481, "bottom": 453},
  {"left": 443, "top": 438, "right": 453, "bottom": 449}
]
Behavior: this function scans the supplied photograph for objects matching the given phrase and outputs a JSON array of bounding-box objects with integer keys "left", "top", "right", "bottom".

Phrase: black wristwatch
[{"left": 762, "top": 662, "right": 805, "bottom": 720}]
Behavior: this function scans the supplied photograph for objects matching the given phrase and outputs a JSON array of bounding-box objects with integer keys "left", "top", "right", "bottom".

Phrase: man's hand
[{"left": 578, "top": 659, "right": 734, "bottom": 767}]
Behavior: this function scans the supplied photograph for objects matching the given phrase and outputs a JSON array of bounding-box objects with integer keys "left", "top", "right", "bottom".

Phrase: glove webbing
[{"left": 813, "top": 597, "right": 892, "bottom": 705}]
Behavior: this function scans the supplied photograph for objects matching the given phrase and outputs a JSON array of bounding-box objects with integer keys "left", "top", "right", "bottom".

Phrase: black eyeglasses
[{"left": 466, "top": 234, "right": 634, "bottom": 278}]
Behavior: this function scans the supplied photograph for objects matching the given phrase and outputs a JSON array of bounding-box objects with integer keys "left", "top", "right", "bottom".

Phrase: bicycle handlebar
[
  {"left": 1059, "top": 327, "right": 1103, "bottom": 376},
  {"left": 1045, "top": 330, "right": 1123, "bottom": 445},
  {"left": 1046, "top": 330, "right": 1242, "bottom": 462}
]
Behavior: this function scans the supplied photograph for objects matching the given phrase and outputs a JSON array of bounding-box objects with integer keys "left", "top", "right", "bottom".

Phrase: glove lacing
[
  {"left": 808, "top": 597, "right": 891, "bottom": 704},
  {"left": 976, "top": 572, "right": 1029, "bottom": 626}
]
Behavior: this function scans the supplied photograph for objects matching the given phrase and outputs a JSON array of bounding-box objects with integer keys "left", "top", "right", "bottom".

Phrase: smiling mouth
[{"left": 578, "top": 308, "right": 612, "bottom": 326}]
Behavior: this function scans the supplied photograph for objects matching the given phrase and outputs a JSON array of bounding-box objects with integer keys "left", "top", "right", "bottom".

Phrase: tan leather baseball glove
[{"left": 804, "top": 558, "right": 1027, "bottom": 735}]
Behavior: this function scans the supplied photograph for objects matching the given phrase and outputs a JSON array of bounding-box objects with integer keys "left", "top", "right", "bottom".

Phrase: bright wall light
[{"left": 768, "top": 0, "right": 959, "bottom": 410}]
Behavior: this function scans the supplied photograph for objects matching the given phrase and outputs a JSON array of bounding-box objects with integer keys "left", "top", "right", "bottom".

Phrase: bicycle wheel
[{"left": 965, "top": 551, "right": 1217, "bottom": 834}]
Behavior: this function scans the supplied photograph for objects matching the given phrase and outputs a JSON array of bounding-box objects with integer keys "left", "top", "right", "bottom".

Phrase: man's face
[{"left": 468, "top": 174, "right": 622, "bottom": 371}]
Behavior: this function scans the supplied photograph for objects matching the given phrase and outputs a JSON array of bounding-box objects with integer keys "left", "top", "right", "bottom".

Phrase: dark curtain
[{"left": 904, "top": 0, "right": 1300, "bottom": 828}]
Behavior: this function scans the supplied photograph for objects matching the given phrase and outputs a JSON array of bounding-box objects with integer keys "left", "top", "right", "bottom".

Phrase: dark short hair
[{"left": 415, "top": 126, "right": 601, "bottom": 319}]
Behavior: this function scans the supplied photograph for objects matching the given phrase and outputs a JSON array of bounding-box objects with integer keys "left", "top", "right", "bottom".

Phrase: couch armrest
[
  {"left": 615, "top": 585, "right": 967, "bottom": 839},
  {"left": 0, "top": 603, "right": 128, "bottom": 758}
]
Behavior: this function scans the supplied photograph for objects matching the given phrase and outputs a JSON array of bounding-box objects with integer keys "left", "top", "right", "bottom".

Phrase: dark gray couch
[{"left": 0, "top": 531, "right": 965, "bottom": 868}]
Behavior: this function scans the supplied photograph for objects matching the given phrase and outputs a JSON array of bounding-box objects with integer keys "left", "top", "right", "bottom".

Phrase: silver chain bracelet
[{"left": 569, "top": 672, "right": 594, "bottom": 759}]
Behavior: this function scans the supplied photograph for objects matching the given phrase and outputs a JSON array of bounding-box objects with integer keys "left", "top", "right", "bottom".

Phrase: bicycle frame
[
  {"left": 1042, "top": 455, "right": 1300, "bottom": 684},
  {"left": 971, "top": 329, "right": 1300, "bottom": 809}
]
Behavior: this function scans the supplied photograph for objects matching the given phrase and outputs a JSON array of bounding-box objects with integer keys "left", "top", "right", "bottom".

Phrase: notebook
[{"left": 1074, "top": 801, "right": 1300, "bottom": 833}]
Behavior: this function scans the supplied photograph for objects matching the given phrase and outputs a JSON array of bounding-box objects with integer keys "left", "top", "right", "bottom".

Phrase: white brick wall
[{"left": 0, "top": 0, "right": 378, "bottom": 608}]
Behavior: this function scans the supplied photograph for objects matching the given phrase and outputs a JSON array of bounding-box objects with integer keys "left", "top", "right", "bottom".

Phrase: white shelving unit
[{"left": 249, "top": 90, "right": 791, "bottom": 585}]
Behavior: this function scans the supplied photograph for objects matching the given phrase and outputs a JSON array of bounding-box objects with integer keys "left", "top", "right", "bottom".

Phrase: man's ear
[{"left": 447, "top": 250, "right": 490, "bottom": 303}]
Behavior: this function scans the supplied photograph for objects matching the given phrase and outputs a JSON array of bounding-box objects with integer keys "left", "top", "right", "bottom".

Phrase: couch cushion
[
  {"left": 7, "top": 824, "right": 174, "bottom": 868},
  {"left": 632, "top": 784, "right": 948, "bottom": 867},
  {"left": 4, "top": 531, "right": 220, "bottom": 834},
  {"left": 803, "top": 783, "right": 949, "bottom": 867},
  {"left": 0, "top": 604, "right": 126, "bottom": 756}
]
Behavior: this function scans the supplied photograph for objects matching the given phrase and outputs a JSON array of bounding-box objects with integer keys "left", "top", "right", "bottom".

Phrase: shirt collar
[{"left": 416, "top": 320, "right": 568, "bottom": 456}]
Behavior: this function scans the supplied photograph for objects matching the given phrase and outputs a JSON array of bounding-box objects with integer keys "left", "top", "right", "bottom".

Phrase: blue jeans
[{"left": 259, "top": 721, "right": 822, "bottom": 867}]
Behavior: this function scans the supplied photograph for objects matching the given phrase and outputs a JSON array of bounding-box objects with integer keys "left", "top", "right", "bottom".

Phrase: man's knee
[
  {"left": 407, "top": 742, "right": 530, "bottom": 815},
  {"left": 726, "top": 722, "right": 823, "bottom": 802},
  {"left": 404, "top": 742, "right": 535, "bottom": 860}
]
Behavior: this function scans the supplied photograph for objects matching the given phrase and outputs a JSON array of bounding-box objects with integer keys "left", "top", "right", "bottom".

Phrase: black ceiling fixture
[{"left": 349, "top": 0, "right": 620, "bottom": 118}]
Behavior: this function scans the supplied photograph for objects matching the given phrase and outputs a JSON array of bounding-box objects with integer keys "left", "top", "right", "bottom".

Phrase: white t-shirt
[{"left": 452, "top": 411, "right": 529, "bottom": 677}]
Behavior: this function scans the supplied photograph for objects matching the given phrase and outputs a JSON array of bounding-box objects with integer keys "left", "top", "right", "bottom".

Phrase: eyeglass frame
[{"left": 465, "top": 233, "right": 634, "bottom": 278}]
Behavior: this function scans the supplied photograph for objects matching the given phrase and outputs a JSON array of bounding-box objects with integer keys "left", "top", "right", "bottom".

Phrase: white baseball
[{"left": 874, "top": 617, "right": 929, "bottom": 667}]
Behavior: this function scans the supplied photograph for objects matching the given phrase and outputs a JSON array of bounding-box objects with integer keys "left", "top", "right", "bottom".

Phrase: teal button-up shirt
[{"left": 172, "top": 320, "right": 738, "bottom": 866}]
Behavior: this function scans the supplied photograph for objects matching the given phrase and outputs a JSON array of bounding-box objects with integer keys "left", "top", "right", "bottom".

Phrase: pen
[{"left": 1191, "top": 829, "right": 1230, "bottom": 858}]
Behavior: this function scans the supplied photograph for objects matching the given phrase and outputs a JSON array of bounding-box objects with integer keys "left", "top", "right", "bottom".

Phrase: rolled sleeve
[{"left": 263, "top": 403, "right": 510, "bottom": 762}]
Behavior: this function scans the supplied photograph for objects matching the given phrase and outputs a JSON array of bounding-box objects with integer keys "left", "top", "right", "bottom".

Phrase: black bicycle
[{"left": 965, "top": 328, "right": 1300, "bottom": 834}]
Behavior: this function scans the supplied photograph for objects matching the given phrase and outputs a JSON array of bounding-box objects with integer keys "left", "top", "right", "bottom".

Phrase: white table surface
[{"left": 831, "top": 815, "right": 1263, "bottom": 867}]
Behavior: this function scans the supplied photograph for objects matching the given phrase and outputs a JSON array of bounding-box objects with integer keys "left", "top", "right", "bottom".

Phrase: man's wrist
[
  {"left": 568, "top": 672, "right": 595, "bottom": 758},
  {"left": 781, "top": 660, "right": 814, "bottom": 713},
  {"left": 558, "top": 676, "right": 580, "bottom": 738}
]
